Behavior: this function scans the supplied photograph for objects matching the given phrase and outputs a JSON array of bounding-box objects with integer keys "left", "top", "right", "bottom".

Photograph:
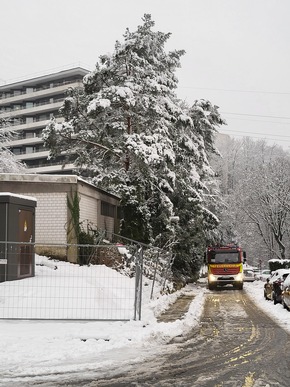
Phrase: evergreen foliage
[
  {"left": 43, "top": 14, "right": 225, "bottom": 278},
  {"left": 67, "top": 191, "right": 96, "bottom": 265},
  {"left": 268, "top": 260, "right": 290, "bottom": 272}
]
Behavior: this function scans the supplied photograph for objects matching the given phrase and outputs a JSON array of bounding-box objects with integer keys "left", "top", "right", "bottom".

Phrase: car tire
[{"left": 282, "top": 300, "right": 289, "bottom": 310}]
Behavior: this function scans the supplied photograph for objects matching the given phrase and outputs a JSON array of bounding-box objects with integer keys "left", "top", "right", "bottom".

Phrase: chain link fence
[{"left": 0, "top": 238, "right": 173, "bottom": 321}]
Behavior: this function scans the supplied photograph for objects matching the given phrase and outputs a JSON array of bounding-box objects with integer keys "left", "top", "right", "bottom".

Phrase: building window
[
  {"left": 25, "top": 132, "right": 36, "bottom": 139},
  {"left": 13, "top": 118, "right": 23, "bottom": 125},
  {"left": 117, "top": 206, "right": 122, "bottom": 220},
  {"left": 101, "top": 201, "right": 116, "bottom": 218},
  {"left": 12, "top": 148, "right": 22, "bottom": 155},
  {"left": 25, "top": 146, "right": 35, "bottom": 154},
  {"left": 39, "top": 114, "right": 49, "bottom": 121}
]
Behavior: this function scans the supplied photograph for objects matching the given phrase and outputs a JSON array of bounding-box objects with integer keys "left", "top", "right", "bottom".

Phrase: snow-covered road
[{"left": 0, "top": 279, "right": 290, "bottom": 386}]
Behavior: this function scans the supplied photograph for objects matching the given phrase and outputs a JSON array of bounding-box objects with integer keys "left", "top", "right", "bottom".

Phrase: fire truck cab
[{"left": 206, "top": 244, "right": 246, "bottom": 290}]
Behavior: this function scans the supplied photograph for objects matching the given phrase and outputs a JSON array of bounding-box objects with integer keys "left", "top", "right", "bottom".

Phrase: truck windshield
[{"left": 209, "top": 252, "right": 240, "bottom": 263}]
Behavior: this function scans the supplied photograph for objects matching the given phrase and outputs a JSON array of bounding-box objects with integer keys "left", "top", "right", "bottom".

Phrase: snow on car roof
[
  {"left": 269, "top": 269, "right": 290, "bottom": 283},
  {"left": 271, "top": 269, "right": 290, "bottom": 275}
]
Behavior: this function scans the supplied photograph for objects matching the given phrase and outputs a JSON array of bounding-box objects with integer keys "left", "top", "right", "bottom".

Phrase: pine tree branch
[{"left": 59, "top": 132, "right": 122, "bottom": 160}]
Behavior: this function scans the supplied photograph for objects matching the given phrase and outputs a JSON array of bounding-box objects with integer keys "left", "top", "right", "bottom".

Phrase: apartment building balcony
[
  {"left": 8, "top": 117, "right": 64, "bottom": 132},
  {"left": 28, "top": 163, "right": 76, "bottom": 174},
  {"left": 0, "top": 80, "right": 83, "bottom": 105},
  {"left": 6, "top": 136, "right": 44, "bottom": 147},
  {"left": 0, "top": 100, "right": 63, "bottom": 119},
  {"left": 14, "top": 149, "right": 50, "bottom": 161}
]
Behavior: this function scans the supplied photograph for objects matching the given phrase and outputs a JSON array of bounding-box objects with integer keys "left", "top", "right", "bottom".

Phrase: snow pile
[
  {"left": 0, "top": 262, "right": 205, "bottom": 386},
  {"left": 244, "top": 280, "right": 290, "bottom": 333},
  {"left": 1, "top": 256, "right": 136, "bottom": 320}
]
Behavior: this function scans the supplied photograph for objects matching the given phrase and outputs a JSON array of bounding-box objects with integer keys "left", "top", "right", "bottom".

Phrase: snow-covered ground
[{"left": 0, "top": 261, "right": 289, "bottom": 386}]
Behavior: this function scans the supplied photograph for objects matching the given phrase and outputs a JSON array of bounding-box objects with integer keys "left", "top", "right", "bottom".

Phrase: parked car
[
  {"left": 243, "top": 269, "right": 255, "bottom": 282},
  {"left": 282, "top": 274, "right": 290, "bottom": 310},
  {"left": 265, "top": 269, "right": 290, "bottom": 304},
  {"left": 257, "top": 269, "right": 271, "bottom": 281},
  {"left": 253, "top": 268, "right": 260, "bottom": 276}
]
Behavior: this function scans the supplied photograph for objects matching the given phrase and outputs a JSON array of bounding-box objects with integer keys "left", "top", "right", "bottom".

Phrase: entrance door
[{"left": 18, "top": 209, "right": 33, "bottom": 277}]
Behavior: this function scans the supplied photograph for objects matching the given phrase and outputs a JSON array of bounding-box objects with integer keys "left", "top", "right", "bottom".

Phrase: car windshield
[{"left": 210, "top": 252, "right": 239, "bottom": 263}]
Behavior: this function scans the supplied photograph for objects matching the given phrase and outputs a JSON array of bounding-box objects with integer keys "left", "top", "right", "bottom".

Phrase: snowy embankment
[
  {"left": 244, "top": 280, "right": 290, "bottom": 334},
  {"left": 0, "top": 260, "right": 204, "bottom": 386}
]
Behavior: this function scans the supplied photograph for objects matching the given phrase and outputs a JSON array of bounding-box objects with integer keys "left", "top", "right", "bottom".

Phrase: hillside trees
[
  {"left": 43, "top": 15, "right": 225, "bottom": 277},
  {"left": 212, "top": 135, "right": 290, "bottom": 264},
  {"left": 240, "top": 156, "right": 290, "bottom": 260}
]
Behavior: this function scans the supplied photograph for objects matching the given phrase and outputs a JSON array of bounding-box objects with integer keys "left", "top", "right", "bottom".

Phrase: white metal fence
[
  {"left": 0, "top": 242, "right": 141, "bottom": 320},
  {"left": 0, "top": 241, "right": 172, "bottom": 321}
]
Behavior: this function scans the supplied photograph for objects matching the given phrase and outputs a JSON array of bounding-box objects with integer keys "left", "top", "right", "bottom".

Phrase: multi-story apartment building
[{"left": 0, "top": 67, "right": 89, "bottom": 174}]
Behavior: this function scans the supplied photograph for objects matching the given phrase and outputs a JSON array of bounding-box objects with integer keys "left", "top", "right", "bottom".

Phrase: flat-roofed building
[
  {"left": 0, "top": 67, "right": 89, "bottom": 174},
  {"left": 0, "top": 173, "right": 121, "bottom": 262}
]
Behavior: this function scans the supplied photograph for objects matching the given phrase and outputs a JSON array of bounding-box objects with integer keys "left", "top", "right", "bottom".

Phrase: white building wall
[
  {"left": 79, "top": 194, "right": 98, "bottom": 231},
  {"left": 22, "top": 192, "right": 67, "bottom": 244}
]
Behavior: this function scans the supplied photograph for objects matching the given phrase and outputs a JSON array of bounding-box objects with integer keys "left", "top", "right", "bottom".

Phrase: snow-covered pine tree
[
  {"left": 43, "top": 14, "right": 186, "bottom": 240},
  {"left": 169, "top": 99, "right": 225, "bottom": 276},
  {"left": 43, "top": 14, "right": 225, "bottom": 277}
]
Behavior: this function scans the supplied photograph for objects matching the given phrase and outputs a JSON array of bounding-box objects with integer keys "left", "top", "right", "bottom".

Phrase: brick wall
[
  {"left": 79, "top": 194, "right": 98, "bottom": 231},
  {"left": 22, "top": 192, "right": 67, "bottom": 244}
]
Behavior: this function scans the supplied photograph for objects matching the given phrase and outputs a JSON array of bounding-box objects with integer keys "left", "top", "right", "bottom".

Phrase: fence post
[
  {"left": 162, "top": 252, "right": 174, "bottom": 293},
  {"left": 134, "top": 246, "right": 143, "bottom": 320},
  {"left": 150, "top": 250, "right": 159, "bottom": 300}
]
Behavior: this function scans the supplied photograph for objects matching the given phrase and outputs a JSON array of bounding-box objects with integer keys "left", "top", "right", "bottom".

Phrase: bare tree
[{"left": 212, "top": 135, "right": 290, "bottom": 263}]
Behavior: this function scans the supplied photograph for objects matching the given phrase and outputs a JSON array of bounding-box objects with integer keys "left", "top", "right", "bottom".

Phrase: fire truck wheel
[{"left": 235, "top": 283, "right": 243, "bottom": 290}]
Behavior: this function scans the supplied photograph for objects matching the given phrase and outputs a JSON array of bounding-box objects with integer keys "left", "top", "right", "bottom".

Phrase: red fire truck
[{"left": 206, "top": 244, "right": 246, "bottom": 290}]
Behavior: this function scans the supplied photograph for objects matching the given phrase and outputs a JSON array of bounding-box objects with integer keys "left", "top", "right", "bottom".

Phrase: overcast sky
[{"left": 2, "top": 0, "right": 290, "bottom": 149}]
